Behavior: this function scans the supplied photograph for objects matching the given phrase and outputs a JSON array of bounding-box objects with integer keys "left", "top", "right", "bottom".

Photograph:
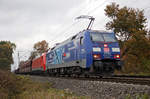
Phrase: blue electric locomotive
[{"left": 46, "top": 29, "right": 122, "bottom": 76}]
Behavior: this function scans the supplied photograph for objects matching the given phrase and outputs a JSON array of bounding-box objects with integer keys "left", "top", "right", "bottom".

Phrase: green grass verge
[
  {"left": 0, "top": 70, "right": 89, "bottom": 99},
  {"left": 125, "top": 94, "right": 149, "bottom": 99}
]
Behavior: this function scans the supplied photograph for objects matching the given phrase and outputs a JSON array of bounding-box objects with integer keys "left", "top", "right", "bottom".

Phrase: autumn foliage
[
  {"left": 29, "top": 40, "right": 49, "bottom": 59},
  {"left": 0, "top": 69, "right": 88, "bottom": 99},
  {"left": 0, "top": 41, "right": 16, "bottom": 70},
  {"left": 105, "top": 3, "right": 150, "bottom": 75}
]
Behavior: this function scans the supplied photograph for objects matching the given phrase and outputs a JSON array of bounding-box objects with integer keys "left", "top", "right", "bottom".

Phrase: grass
[
  {"left": 114, "top": 69, "right": 150, "bottom": 76},
  {"left": 18, "top": 89, "right": 89, "bottom": 99},
  {"left": 0, "top": 69, "right": 89, "bottom": 99},
  {"left": 1, "top": 69, "right": 149, "bottom": 99},
  {"left": 125, "top": 94, "right": 149, "bottom": 99}
]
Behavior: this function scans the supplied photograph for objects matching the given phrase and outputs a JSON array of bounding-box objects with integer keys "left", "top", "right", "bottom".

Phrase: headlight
[
  {"left": 114, "top": 54, "right": 120, "bottom": 59},
  {"left": 93, "top": 54, "right": 101, "bottom": 59},
  {"left": 93, "top": 47, "right": 101, "bottom": 52},
  {"left": 112, "top": 48, "right": 120, "bottom": 52}
]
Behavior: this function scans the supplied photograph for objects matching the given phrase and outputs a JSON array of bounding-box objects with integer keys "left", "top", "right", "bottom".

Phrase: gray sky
[{"left": 0, "top": 0, "right": 149, "bottom": 70}]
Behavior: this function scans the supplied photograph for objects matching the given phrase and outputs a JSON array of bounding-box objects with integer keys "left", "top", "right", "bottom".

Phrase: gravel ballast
[{"left": 30, "top": 76, "right": 150, "bottom": 99}]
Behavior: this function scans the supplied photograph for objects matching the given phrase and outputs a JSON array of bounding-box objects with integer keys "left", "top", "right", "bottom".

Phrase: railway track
[
  {"left": 99, "top": 77, "right": 150, "bottom": 86},
  {"left": 45, "top": 75, "right": 150, "bottom": 86}
]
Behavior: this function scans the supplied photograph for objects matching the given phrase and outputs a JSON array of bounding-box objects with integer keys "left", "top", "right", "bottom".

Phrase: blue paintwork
[{"left": 46, "top": 30, "right": 121, "bottom": 69}]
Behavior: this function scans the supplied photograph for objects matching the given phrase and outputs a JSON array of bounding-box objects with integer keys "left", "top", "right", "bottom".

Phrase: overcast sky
[{"left": 1, "top": 0, "right": 149, "bottom": 70}]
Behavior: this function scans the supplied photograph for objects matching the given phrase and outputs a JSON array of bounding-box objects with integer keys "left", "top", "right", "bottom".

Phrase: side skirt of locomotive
[{"left": 46, "top": 59, "right": 122, "bottom": 77}]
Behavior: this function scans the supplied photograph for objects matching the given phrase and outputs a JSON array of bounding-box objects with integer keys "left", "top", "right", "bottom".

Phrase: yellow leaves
[
  {"left": 0, "top": 41, "right": 16, "bottom": 69},
  {"left": 29, "top": 40, "right": 49, "bottom": 59},
  {"left": 33, "top": 40, "right": 49, "bottom": 55},
  {"left": 105, "top": 2, "right": 119, "bottom": 19}
]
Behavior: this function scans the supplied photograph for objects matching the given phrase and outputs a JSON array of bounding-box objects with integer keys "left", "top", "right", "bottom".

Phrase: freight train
[
  {"left": 15, "top": 29, "right": 122, "bottom": 76},
  {"left": 15, "top": 16, "right": 122, "bottom": 77}
]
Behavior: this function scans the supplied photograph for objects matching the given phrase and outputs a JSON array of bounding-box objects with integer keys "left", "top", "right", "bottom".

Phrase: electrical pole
[{"left": 18, "top": 51, "right": 20, "bottom": 67}]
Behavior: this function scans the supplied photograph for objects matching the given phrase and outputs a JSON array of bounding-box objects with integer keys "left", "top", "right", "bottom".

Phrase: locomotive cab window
[
  {"left": 91, "top": 33, "right": 104, "bottom": 42},
  {"left": 103, "top": 34, "right": 117, "bottom": 42},
  {"left": 90, "top": 32, "right": 117, "bottom": 42}
]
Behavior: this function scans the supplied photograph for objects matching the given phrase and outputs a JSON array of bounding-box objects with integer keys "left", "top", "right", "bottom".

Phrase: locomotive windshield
[{"left": 90, "top": 32, "right": 117, "bottom": 42}]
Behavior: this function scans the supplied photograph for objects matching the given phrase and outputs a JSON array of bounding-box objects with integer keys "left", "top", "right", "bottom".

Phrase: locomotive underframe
[
  {"left": 91, "top": 59, "right": 122, "bottom": 75},
  {"left": 46, "top": 59, "right": 122, "bottom": 76}
]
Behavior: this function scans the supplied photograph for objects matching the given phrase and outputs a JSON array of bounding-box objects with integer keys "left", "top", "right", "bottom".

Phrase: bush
[{"left": 0, "top": 69, "right": 88, "bottom": 99}]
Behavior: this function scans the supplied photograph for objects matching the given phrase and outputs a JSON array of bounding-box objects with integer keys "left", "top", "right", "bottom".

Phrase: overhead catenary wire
[
  {"left": 16, "top": 50, "right": 32, "bottom": 61},
  {"left": 52, "top": 20, "right": 80, "bottom": 39},
  {"left": 75, "top": 0, "right": 109, "bottom": 31},
  {"left": 49, "top": 1, "right": 91, "bottom": 41},
  {"left": 14, "top": 0, "right": 113, "bottom": 70},
  {"left": 53, "top": 1, "right": 105, "bottom": 40},
  {"left": 48, "top": 1, "right": 107, "bottom": 45},
  {"left": 87, "top": 0, "right": 116, "bottom": 30},
  {"left": 86, "top": 0, "right": 109, "bottom": 15},
  {"left": 47, "top": 2, "right": 95, "bottom": 46},
  {"left": 48, "top": 20, "right": 80, "bottom": 47},
  {"left": 44, "top": 0, "right": 110, "bottom": 48}
]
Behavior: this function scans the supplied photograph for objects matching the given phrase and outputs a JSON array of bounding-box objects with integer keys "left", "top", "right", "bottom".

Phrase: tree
[
  {"left": 121, "top": 30, "right": 150, "bottom": 74},
  {"left": 105, "top": 2, "right": 147, "bottom": 41},
  {"left": 34, "top": 40, "right": 49, "bottom": 54},
  {"left": 147, "top": 29, "right": 150, "bottom": 39},
  {"left": 29, "top": 40, "right": 49, "bottom": 59},
  {"left": 0, "top": 41, "right": 16, "bottom": 70},
  {"left": 28, "top": 51, "right": 38, "bottom": 60},
  {"left": 105, "top": 3, "right": 150, "bottom": 74}
]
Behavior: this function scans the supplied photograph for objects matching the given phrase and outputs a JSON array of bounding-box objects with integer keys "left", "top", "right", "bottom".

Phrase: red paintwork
[
  {"left": 104, "top": 48, "right": 110, "bottom": 52},
  {"left": 32, "top": 53, "right": 46, "bottom": 71},
  {"left": 43, "top": 53, "right": 46, "bottom": 71}
]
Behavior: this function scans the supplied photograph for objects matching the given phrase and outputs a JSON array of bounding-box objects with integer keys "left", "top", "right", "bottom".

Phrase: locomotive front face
[
  {"left": 89, "top": 31, "right": 122, "bottom": 74},
  {"left": 90, "top": 32, "right": 120, "bottom": 60}
]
